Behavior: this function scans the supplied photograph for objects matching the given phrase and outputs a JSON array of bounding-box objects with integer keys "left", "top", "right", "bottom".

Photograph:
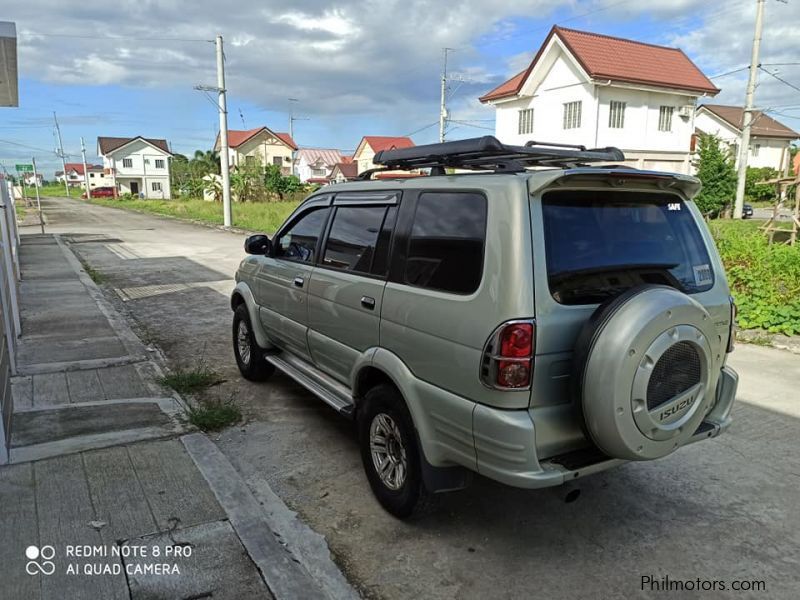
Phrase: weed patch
[
  {"left": 158, "top": 366, "right": 222, "bottom": 395},
  {"left": 187, "top": 398, "right": 241, "bottom": 431}
]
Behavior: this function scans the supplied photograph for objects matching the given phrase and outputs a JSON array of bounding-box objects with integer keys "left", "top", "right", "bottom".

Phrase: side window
[
  {"left": 322, "top": 206, "right": 388, "bottom": 273},
  {"left": 405, "top": 192, "right": 487, "bottom": 294},
  {"left": 275, "top": 207, "right": 330, "bottom": 263}
]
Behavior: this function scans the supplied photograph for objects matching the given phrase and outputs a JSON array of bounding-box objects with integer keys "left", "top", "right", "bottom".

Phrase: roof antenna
[{"left": 239, "top": 108, "right": 246, "bottom": 129}]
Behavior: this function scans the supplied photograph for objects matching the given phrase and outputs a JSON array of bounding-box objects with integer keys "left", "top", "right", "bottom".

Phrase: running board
[{"left": 265, "top": 354, "right": 355, "bottom": 418}]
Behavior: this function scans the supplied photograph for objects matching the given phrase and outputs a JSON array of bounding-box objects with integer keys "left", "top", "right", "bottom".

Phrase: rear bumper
[{"left": 467, "top": 365, "right": 738, "bottom": 489}]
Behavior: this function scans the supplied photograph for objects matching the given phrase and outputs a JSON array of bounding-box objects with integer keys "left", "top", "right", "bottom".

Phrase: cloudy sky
[{"left": 2, "top": 0, "right": 799, "bottom": 176}]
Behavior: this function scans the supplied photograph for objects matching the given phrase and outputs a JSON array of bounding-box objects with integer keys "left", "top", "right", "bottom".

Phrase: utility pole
[
  {"left": 53, "top": 111, "right": 70, "bottom": 197},
  {"left": 80, "top": 137, "right": 91, "bottom": 199},
  {"left": 288, "top": 98, "right": 308, "bottom": 177},
  {"left": 216, "top": 34, "right": 232, "bottom": 227},
  {"left": 439, "top": 48, "right": 453, "bottom": 143},
  {"left": 31, "top": 157, "right": 44, "bottom": 234},
  {"left": 733, "top": 0, "right": 766, "bottom": 219}
]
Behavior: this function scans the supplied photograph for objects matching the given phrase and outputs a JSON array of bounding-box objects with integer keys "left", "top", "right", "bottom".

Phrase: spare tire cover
[{"left": 574, "top": 285, "right": 719, "bottom": 461}]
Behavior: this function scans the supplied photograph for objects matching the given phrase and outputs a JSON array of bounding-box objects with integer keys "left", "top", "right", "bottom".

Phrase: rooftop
[
  {"left": 480, "top": 25, "right": 719, "bottom": 102},
  {"left": 699, "top": 104, "right": 799, "bottom": 139}
]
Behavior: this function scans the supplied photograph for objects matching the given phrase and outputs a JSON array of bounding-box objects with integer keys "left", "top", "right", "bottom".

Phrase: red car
[{"left": 82, "top": 187, "right": 117, "bottom": 199}]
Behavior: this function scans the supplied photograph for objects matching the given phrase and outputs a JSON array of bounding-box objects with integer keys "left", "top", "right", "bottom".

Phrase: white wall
[{"left": 694, "top": 110, "right": 789, "bottom": 171}]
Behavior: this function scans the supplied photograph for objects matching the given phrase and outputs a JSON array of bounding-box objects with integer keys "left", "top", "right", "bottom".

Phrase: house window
[
  {"left": 152, "top": 182, "right": 162, "bottom": 192},
  {"left": 518, "top": 108, "right": 534, "bottom": 135},
  {"left": 658, "top": 106, "right": 674, "bottom": 132},
  {"left": 122, "top": 158, "right": 133, "bottom": 168},
  {"left": 562, "top": 101, "right": 582, "bottom": 129},
  {"left": 751, "top": 144, "right": 760, "bottom": 157},
  {"left": 144, "top": 159, "right": 150, "bottom": 165},
  {"left": 608, "top": 101, "right": 626, "bottom": 129},
  {"left": 155, "top": 159, "right": 165, "bottom": 169},
  {"left": 312, "top": 167, "right": 326, "bottom": 177},
  {"left": 245, "top": 155, "right": 257, "bottom": 166},
  {"left": 273, "top": 157, "right": 282, "bottom": 166},
  {"left": 90, "top": 173, "right": 95, "bottom": 178}
]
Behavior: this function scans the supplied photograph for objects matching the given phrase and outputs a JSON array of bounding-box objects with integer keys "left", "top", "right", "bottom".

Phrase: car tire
[
  {"left": 232, "top": 304, "right": 274, "bottom": 381},
  {"left": 358, "top": 384, "right": 434, "bottom": 519}
]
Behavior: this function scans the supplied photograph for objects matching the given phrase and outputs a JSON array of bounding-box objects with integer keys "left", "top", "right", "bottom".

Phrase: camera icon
[{"left": 25, "top": 545, "right": 55, "bottom": 576}]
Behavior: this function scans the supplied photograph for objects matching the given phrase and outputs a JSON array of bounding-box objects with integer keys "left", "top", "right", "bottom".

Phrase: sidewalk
[{"left": 0, "top": 233, "right": 358, "bottom": 600}]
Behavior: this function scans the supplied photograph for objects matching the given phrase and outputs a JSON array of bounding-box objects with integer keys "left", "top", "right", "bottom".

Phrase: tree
[
  {"left": 693, "top": 133, "right": 737, "bottom": 217},
  {"left": 745, "top": 166, "right": 778, "bottom": 203},
  {"left": 264, "top": 164, "right": 301, "bottom": 200},
  {"left": 192, "top": 150, "right": 220, "bottom": 175}
]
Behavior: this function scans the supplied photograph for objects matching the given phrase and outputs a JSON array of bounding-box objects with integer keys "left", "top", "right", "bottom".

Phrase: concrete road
[{"left": 35, "top": 196, "right": 800, "bottom": 599}]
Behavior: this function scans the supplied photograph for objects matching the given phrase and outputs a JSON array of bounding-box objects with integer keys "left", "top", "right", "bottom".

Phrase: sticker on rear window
[
  {"left": 667, "top": 203, "right": 681, "bottom": 211},
  {"left": 693, "top": 264, "right": 712, "bottom": 286}
]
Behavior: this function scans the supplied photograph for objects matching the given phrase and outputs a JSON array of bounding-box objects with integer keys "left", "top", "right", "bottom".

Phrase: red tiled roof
[
  {"left": 331, "top": 162, "right": 358, "bottom": 179},
  {"left": 699, "top": 105, "right": 799, "bottom": 139},
  {"left": 98, "top": 136, "right": 170, "bottom": 155},
  {"left": 63, "top": 162, "right": 103, "bottom": 175},
  {"left": 362, "top": 136, "right": 414, "bottom": 153},
  {"left": 221, "top": 127, "right": 298, "bottom": 150},
  {"left": 480, "top": 25, "right": 719, "bottom": 103}
]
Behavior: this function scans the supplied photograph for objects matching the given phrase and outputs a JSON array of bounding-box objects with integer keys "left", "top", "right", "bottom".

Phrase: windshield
[{"left": 541, "top": 190, "right": 714, "bottom": 305}]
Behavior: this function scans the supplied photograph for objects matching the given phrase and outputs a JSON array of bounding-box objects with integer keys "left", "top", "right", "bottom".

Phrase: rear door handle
[
  {"left": 293, "top": 277, "right": 305, "bottom": 288},
  {"left": 360, "top": 296, "right": 376, "bottom": 310}
]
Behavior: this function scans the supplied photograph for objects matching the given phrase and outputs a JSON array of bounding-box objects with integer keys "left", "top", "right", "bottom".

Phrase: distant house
[
  {"left": 694, "top": 105, "right": 799, "bottom": 172},
  {"left": 329, "top": 161, "right": 358, "bottom": 183},
  {"left": 21, "top": 172, "right": 43, "bottom": 186},
  {"left": 295, "top": 148, "right": 343, "bottom": 182},
  {"left": 97, "top": 136, "right": 172, "bottom": 199},
  {"left": 215, "top": 127, "right": 297, "bottom": 176},
  {"left": 353, "top": 136, "right": 415, "bottom": 174},
  {"left": 479, "top": 26, "right": 719, "bottom": 174},
  {"left": 56, "top": 162, "right": 112, "bottom": 189}
]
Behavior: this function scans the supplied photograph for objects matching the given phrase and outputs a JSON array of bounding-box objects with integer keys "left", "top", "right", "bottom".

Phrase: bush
[
  {"left": 710, "top": 220, "right": 800, "bottom": 335},
  {"left": 745, "top": 167, "right": 778, "bottom": 203}
]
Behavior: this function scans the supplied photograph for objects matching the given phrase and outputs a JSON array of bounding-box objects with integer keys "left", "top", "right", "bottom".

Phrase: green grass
[
  {"left": 709, "top": 218, "right": 800, "bottom": 336},
  {"left": 187, "top": 398, "right": 242, "bottom": 431},
  {"left": 157, "top": 366, "right": 222, "bottom": 395},
  {"left": 25, "top": 184, "right": 77, "bottom": 198},
  {"left": 85, "top": 196, "right": 300, "bottom": 234},
  {"left": 14, "top": 203, "right": 26, "bottom": 220},
  {"left": 81, "top": 262, "right": 105, "bottom": 284}
]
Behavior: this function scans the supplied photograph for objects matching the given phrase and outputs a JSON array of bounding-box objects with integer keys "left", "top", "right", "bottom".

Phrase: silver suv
[{"left": 231, "top": 136, "right": 738, "bottom": 518}]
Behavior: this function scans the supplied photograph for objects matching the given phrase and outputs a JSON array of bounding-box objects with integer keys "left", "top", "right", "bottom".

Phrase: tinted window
[
  {"left": 542, "top": 190, "right": 714, "bottom": 305},
  {"left": 323, "top": 206, "right": 387, "bottom": 273},
  {"left": 275, "top": 207, "right": 330, "bottom": 263},
  {"left": 405, "top": 192, "right": 487, "bottom": 294}
]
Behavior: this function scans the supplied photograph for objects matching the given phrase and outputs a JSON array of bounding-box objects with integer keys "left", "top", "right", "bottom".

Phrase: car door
[
  {"left": 255, "top": 196, "right": 332, "bottom": 361},
  {"left": 306, "top": 192, "right": 399, "bottom": 383}
]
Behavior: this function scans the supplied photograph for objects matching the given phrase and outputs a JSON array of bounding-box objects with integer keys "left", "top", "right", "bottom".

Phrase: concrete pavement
[
  {"left": 1, "top": 225, "right": 357, "bottom": 600},
  {"left": 36, "top": 195, "right": 800, "bottom": 599}
]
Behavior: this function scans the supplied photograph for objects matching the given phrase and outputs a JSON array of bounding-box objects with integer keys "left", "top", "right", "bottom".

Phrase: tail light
[
  {"left": 480, "top": 320, "right": 535, "bottom": 390},
  {"left": 727, "top": 296, "right": 736, "bottom": 353}
]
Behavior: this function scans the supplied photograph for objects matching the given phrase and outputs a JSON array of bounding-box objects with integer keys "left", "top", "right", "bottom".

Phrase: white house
[
  {"left": 56, "top": 163, "right": 113, "bottom": 189},
  {"left": 479, "top": 26, "right": 720, "bottom": 174},
  {"left": 97, "top": 136, "right": 172, "bottom": 199},
  {"left": 694, "top": 104, "right": 798, "bottom": 172},
  {"left": 215, "top": 127, "right": 296, "bottom": 176},
  {"left": 353, "top": 136, "right": 415, "bottom": 175},
  {"left": 21, "top": 172, "right": 42, "bottom": 186},
  {"left": 295, "top": 148, "right": 343, "bottom": 183}
]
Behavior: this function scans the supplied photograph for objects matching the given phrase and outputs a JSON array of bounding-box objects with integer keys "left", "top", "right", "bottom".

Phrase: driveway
[{"left": 36, "top": 196, "right": 800, "bottom": 599}]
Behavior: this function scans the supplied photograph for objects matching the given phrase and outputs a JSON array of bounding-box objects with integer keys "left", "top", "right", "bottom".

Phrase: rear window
[{"left": 541, "top": 190, "right": 714, "bottom": 305}]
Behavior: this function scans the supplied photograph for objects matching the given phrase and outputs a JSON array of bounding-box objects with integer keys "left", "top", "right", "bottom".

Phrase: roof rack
[{"left": 363, "top": 135, "right": 624, "bottom": 179}]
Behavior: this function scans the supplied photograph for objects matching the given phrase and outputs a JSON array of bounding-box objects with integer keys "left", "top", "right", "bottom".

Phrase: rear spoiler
[{"left": 530, "top": 167, "right": 702, "bottom": 199}]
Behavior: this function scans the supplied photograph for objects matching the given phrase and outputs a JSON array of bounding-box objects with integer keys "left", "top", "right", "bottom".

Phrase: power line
[
  {"left": 759, "top": 66, "right": 800, "bottom": 94},
  {"left": 710, "top": 66, "right": 749, "bottom": 79},
  {"left": 404, "top": 122, "right": 439, "bottom": 137},
  {"left": 20, "top": 31, "right": 212, "bottom": 43}
]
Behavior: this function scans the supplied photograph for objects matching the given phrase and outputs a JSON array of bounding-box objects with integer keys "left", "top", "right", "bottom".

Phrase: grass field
[{"left": 85, "top": 196, "right": 300, "bottom": 233}]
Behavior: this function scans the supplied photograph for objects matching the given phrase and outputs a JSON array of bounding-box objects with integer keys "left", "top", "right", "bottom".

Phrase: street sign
[{"left": 15, "top": 164, "right": 32, "bottom": 173}]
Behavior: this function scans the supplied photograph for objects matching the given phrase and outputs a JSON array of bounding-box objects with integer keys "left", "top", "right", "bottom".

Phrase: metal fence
[{"left": 0, "top": 179, "right": 20, "bottom": 464}]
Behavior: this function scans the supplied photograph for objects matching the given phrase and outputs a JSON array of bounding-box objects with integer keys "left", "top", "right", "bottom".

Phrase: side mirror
[{"left": 244, "top": 234, "right": 271, "bottom": 255}]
